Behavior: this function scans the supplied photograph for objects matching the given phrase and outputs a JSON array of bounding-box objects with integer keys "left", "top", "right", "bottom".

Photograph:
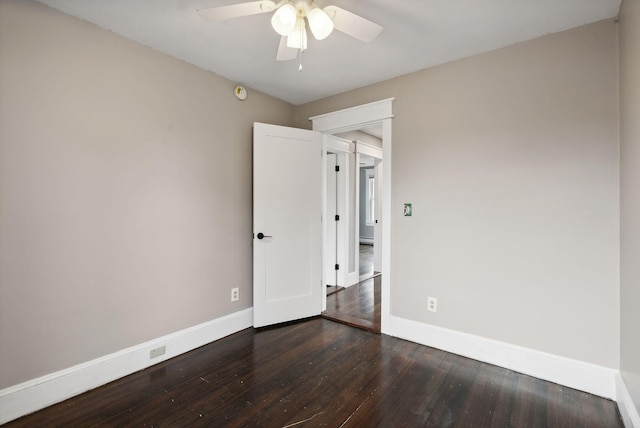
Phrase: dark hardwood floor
[
  {"left": 322, "top": 275, "right": 381, "bottom": 333},
  {"left": 6, "top": 318, "right": 623, "bottom": 427},
  {"left": 322, "top": 243, "right": 381, "bottom": 333},
  {"left": 359, "top": 243, "right": 375, "bottom": 281}
]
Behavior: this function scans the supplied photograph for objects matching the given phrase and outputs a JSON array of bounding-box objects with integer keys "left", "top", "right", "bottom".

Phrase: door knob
[{"left": 257, "top": 233, "right": 272, "bottom": 239}]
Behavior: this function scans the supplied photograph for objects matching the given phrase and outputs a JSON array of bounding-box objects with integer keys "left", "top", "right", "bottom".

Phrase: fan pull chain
[
  {"left": 298, "top": 19, "right": 304, "bottom": 72},
  {"left": 299, "top": 49, "right": 303, "bottom": 71}
]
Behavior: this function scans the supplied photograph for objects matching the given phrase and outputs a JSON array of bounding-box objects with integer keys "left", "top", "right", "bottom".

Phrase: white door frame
[
  {"left": 373, "top": 159, "right": 383, "bottom": 273},
  {"left": 311, "top": 98, "right": 394, "bottom": 334}
]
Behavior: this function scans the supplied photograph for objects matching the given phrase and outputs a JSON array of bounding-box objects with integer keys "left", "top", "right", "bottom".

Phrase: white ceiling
[{"left": 37, "top": 0, "right": 621, "bottom": 105}]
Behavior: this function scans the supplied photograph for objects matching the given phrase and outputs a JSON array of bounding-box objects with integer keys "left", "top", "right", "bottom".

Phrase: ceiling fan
[{"left": 197, "top": 0, "right": 383, "bottom": 67}]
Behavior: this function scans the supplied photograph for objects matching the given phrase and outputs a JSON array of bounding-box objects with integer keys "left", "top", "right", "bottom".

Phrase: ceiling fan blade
[
  {"left": 276, "top": 36, "right": 298, "bottom": 61},
  {"left": 198, "top": 1, "right": 276, "bottom": 22},
  {"left": 323, "top": 5, "right": 382, "bottom": 43}
]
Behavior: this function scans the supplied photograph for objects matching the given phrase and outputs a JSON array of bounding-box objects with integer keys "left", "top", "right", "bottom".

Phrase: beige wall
[
  {"left": 0, "top": 0, "right": 294, "bottom": 389},
  {"left": 296, "top": 20, "right": 620, "bottom": 367},
  {"left": 619, "top": 0, "right": 640, "bottom": 413}
]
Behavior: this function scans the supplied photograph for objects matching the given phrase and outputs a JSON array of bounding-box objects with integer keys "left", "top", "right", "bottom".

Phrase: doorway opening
[
  {"left": 322, "top": 140, "right": 382, "bottom": 332},
  {"left": 316, "top": 106, "right": 390, "bottom": 333}
]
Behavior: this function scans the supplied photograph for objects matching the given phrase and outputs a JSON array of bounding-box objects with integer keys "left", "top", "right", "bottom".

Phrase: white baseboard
[
  {"left": 388, "top": 315, "right": 618, "bottom": 400},
  {"left": 0, "top": 308, "right": 253, "bottom": 425},
  {"left": 617, "top": 373, "right": 640, "bottom": 428}
]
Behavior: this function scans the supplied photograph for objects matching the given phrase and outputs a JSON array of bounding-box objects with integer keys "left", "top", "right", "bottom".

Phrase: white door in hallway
[
  {"left": 325, "top": 153, "right": 338, "bottom": 286},
  {"left": 253, "top": 123, "right": 323, "bottom": 328}
]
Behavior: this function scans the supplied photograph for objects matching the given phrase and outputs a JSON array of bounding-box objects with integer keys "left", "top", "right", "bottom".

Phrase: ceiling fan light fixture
[
  {"left": 286, "top": 17, "right": 308, "bottom": 50},
  {"left": 307, "top": 7, "right": 334, "bottom": 40},
  {"left": 271, "top": 3, "right": 297, "bottom": 36}
]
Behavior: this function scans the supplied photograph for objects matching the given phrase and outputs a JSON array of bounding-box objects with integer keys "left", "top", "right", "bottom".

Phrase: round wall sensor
[{"left": 234, "top": 85, "right": 248, "bottom": 100}]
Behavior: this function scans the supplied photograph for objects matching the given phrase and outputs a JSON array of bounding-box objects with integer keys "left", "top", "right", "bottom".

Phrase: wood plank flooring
[
  {"left": 359, "top": 243, "right": 374, "bottom": 280},
  {"left": 322, "top": 275, "right": 381, "bottom": 333},
  {"left": 5, "top": 318, "right": 623, "bottom": 427},
  {"left": 322, "top": 243, "right": 381, "bottom": 332}
]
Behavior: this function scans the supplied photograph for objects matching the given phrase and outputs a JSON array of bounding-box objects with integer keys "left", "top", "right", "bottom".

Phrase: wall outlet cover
[{"left": 427, "top": 297, "right": 437, "bottom": 312}]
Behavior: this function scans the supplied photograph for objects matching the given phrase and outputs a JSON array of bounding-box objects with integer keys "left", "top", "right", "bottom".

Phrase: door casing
[{"left": 311, "top": 98, "right": 394, "bottom": 334}]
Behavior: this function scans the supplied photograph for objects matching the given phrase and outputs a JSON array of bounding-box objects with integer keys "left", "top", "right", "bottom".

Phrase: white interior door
[
  {"left": 325, "top": 153, "right": 338, "bottom": 286},
  {"left": 253, "top": 123, "right": 322, "bottom": 328},
  {"left": 323, "top": 136, "right": 353, "bottom": 290}
]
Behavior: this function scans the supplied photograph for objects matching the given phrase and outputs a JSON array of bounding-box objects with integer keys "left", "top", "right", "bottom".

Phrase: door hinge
[
  {"left": 335, "top": 215, "right": 340, "bottom": 221},
  {"left": 335, "top": 264, "right": 340, "bottom": 270},
  {"left": 335, "top": 165, "right": 340, "bottom": 172}
]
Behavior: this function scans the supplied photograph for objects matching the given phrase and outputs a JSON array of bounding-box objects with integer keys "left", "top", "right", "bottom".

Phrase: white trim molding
[
  {"left": 389, "top": 315, "right": 618, "bottom": 400},
  {"left": 617, "top": 373, "right": 640, "bottom": 428},
  {"left": 310, "top": 98, "right": 395, "bottom": 133},
  {"left": 325, "top": 134, "right": 354, "bottom": 154},
  {"left": 356, "top": 141, "right": 383, "bottom": 160},
  {"left": 0, "top": 308, "right": 253, "bottom": 425}
]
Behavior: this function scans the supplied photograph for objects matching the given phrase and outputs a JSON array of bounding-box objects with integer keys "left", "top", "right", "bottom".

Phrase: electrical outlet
[
  {"left": 427, "top": 297, "right": 438, "bottom": 313},
  {"left": 231, "top": 287, "right": 239, "bottom": 302},
  {"left": 150, "top": 345, "right": 166, "bottom": 359}
]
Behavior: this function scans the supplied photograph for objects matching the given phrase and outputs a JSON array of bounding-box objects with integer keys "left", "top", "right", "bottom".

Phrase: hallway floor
[
  {"left": 323, "top": 245, "right": 381, "bottom": 333},
  {"left": 322, "top": 274, "right": 381, "bottom": 333}
]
